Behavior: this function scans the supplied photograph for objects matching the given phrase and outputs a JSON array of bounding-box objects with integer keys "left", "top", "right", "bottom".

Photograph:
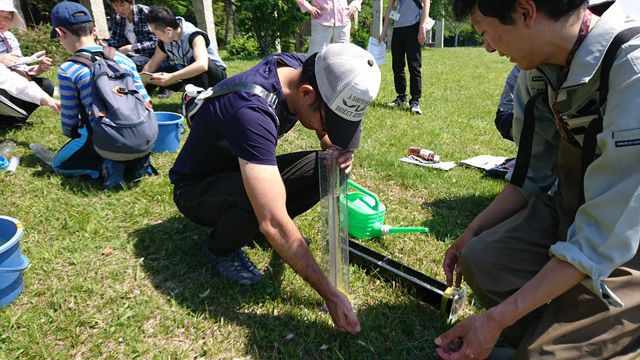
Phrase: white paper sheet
[
  {"left": 459, "top": 155, "right": 508, "bottom": 171},
  {"left": 367, "top": 37, "right": 386, "bottom": 66},
  {"left": 400, "top": 156, "right": 456, "bottom": 171}
]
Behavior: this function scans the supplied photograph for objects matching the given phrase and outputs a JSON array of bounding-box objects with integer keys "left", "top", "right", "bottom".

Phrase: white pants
[{"left": 308, "top": 21, "right": 351, "bottom": 54}]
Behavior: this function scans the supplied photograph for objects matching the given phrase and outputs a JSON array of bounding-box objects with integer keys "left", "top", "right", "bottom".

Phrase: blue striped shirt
[{"left": 57, "top": 45, "right": 149, "bottom": 137}]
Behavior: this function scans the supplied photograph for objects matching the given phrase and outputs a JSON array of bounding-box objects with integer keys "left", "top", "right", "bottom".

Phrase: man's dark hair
[
  {"left": 147, "top": 5, "right": 180, "bottom": 29},
  {"left": 60, "top": 22, "right": 95, "bottom": 37},
  {"left": 111, "top": 0, "right": 134, "bottom": 5},
  {"left": 299, "top": 53, "right": 324, "bottom": 112},
  {"left": 452, "top": 0, "right": 587, "bottom": 24}
]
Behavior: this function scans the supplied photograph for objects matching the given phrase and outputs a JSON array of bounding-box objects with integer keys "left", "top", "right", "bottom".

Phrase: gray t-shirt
[{"left": 394, "top": 0, "right": 421, "bottom": 28}]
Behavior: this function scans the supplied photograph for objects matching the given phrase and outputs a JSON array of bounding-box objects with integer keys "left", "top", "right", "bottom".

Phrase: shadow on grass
[
  {"left": 422, "top": 194, "right": 496, "bottom": 240},
  {"left": 132, "top": 216, "right": 450, "bottom": 358},
  {"left": 0, "top": 116, "right": 36, "bottom": 134}
]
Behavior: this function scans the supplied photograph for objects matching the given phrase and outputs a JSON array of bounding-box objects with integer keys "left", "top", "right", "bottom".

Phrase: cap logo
[{"left": 332, "top": 94, "right": 370, "bottom": 121}]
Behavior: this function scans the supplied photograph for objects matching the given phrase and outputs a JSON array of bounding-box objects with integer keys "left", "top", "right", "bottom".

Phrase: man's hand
[
  {"left": 0, "top": 52, "right": 21, "bottom": 67},
  {"left": 334, "top": 149, "right": 354, "bottom": 174},
  {"left": 418, "top": 30, "right": 427, "bottom": 46},
  {"left": 325, "top": 289, "right": 361, "bottom": 334},
  {"left": 149, "top": 72, "right": 179, "bottom": 86},
  {"left": 308, "top": 5, "right": 321, "bottom": 18},
  {"left": 435, "top": 311, "right": 503, "bottom": 360},
  {"left": 34, "top": 56, "right": 53, "bottom": 75},
  {"left": 40, "top": 95, "right": 60, "bottom": 113},
  {"left": 118, "top": 44, "right": 134, "bottom": 54},
  {"left": 345, "top": 4, "right": 358, "bottom": 18},
  {"left": 443, "top": 230, "right": 475, "bottom": 287}
]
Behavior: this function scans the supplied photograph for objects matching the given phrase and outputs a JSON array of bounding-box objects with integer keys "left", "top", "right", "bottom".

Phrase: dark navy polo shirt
[{"left": 169, "top": 53, "right": 306, "bottom": 185}]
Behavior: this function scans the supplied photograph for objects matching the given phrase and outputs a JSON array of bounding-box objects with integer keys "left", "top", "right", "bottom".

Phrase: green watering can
[{"left": 346, "top": 180, "right": 430, "bottom": 239}]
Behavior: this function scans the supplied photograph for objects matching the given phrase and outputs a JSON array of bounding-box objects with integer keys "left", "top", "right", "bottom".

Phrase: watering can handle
[
  {"left": 347, "top": 180, "right": 381, "bottom": 207},
  {"left": 0, "top": 255, "right": 30, "bottom": 273}
]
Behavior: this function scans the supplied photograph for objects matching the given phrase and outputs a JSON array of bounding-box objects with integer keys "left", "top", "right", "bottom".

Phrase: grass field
[{"left": 0, "top": 47, "right": 514, "bottom": 359}]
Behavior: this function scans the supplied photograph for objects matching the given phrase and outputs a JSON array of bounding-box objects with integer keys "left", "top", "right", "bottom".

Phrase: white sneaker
[{"left": 410, "top": 101, "right": 423, "bottom": 115}]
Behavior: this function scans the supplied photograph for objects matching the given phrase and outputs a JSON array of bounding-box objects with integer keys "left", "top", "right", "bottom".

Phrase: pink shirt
[{"left": 296, "top": 0, "right": 362, "bottom": 27}]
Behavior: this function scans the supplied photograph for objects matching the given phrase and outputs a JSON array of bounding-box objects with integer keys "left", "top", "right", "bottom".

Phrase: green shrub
[
  {"left": 14, "top": 23, "right": 67, "bottom": 65},
  {"left": 226, "top": 34, "right": 261, "bottom": 58}
]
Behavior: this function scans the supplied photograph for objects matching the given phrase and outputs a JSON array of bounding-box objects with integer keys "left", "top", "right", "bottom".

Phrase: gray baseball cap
[{"left": 315, "top": 43, "right": 381, "bottom": 150}]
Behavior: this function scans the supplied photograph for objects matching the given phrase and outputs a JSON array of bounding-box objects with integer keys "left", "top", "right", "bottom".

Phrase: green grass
[{"left": 0, "top": 47, "right": 514, "bottom": 359}]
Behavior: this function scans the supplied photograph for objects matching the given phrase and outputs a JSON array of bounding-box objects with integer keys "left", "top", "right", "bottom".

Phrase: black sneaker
[
  {"left": 203, "top": 247, "right": 262, "bottom": 285},
  {"left": 388, "top": 96, "right": 409, "bottom": 107}
]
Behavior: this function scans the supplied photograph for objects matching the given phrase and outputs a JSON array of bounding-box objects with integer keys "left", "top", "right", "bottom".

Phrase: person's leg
[
  {"left": 515, "top": 251, "right": 640, "bottom": 359},
  {"left": 405, "top": 23, "right": 423, "bottom": 104},
  {"left": 173, "top": 173, "right": 258, "bottom": 257},
  {"left": 129, "top": 55, "right": 151, "bottom": 73},
  {"left": 52, "top": 126, "right": 103, "bottom": 179},
  {"left": 173, "top": 150, "right": 319, "bottom": 255},
  {"left": 277, "top": 150, "right": 320, "bottom": 218},
  {"left": 459, "top": 192, "right": 560, "bottom": 346},
  {"left": 331, "top": 23, "right": 351, "bottom": 44},
  {"left": 391, "top": 26, "right": 408, "bottom": 103},
  {"left": 181, "top": 59, "right": 227, "bottom": 89},
  {"left": 31, "top": 77, "right": 54, "bottom": 96},
  {"left": 308, "top": 21, "right": 334, "bottom": 54}
]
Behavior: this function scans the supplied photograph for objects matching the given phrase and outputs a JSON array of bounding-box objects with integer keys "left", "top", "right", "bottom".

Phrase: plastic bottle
[
  {"left": 0, "top": 140, "right": 17, "bottom": 157},
  {"left": 29, "top": 143, "right": 55, "bottom": 166},
  {"left": 6, "top": 156, "right": 19, "bottom": 174},
  {"left": 408, "top": 146, "right": 440, "bottom": 163}
]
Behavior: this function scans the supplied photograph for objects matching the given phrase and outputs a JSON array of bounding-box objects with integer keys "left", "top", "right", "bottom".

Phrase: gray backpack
[{"left": 69, "top": 47, "right": 158, "bottom": 161}]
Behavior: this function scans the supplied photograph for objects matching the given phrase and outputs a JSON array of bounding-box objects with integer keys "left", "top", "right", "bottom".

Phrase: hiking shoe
[
  {"left": 157, "top": 88, "right": 172, "bottom": 99},
  {"left": 387, "top": 97, "right": 409, "bottom": 107},
  {"left": 203, "top": 247, "right": 262, "bottom": 285},
  {"left": 126, "top": 157, "right": 157, "bottom": 181},
  {"left": 410, "top": 101, "right": 423, "bottom": 115},
  {"left": 102, "top": 160, "right": 126, "bottom": 189}
]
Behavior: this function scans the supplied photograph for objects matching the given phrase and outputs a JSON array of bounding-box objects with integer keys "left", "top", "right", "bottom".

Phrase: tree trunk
[{"left": 224, "top": 0, "right": 234, "bottom": 45}]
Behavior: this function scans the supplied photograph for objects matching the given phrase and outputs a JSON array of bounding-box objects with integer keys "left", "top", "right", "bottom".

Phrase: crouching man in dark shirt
[{"left": 169, "top": 43, "right": 381, "bottom": 334}]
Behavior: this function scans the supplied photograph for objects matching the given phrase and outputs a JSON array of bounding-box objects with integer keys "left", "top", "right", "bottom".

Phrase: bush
[
  {"left": 14, "top": 23, "right": 67, "bottom": 64},
  {"left": 226, "top": 34, "right": 261, "bottom": 58}
]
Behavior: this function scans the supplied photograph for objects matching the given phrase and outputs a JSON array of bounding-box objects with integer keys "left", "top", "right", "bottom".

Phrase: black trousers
[
  {"left": 0, "top": 77, "right": 54, "bottom": 123},
  {"left": 157, "top": 59, "right": 227, "bottom": 92},
  {"left": 391, "top": 22, "right": 422, "bottom": 102},
  {"left": 173, "top": 151, "right": 320, "bottom": 256}
]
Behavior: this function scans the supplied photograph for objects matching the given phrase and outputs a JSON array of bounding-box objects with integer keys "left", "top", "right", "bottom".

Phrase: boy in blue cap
[{"left": 49, "top": 1, "right": 155, "bottom": 188}]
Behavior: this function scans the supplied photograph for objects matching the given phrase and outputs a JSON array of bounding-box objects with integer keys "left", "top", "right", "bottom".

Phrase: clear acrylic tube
[{"left": 318, "top": 150, "right": 350, "bottom": 294}]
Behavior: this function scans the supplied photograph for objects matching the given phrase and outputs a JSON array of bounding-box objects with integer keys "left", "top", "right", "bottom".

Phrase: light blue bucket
[
  {"left": 153, "top": 112, "right": 185, "bottom": 153},
  {"left": 0, "top": 216, "right": 29, "bottom": 308}
]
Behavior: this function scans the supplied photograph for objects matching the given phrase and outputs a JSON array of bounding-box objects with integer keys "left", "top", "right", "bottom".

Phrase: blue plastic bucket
[
  {"left": 0, "top": 216, "right": 29, "bottom": 308},
  {"left": 153, "top": 112, "right": 185, "bottom": 152}
]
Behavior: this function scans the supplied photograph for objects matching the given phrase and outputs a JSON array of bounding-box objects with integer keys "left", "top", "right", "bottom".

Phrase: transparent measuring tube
[{"left": 318, "top": 150, "right": 350, "bottom": 294}]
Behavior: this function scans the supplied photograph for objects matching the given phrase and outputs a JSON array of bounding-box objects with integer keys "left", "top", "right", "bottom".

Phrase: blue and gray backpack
[{"left": 69, "top": 47, "right": 157, "bottom": 161}]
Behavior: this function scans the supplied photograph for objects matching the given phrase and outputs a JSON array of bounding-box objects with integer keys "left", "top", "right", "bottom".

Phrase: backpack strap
[
  {"left": 68, "top": 46, "right": 117, "bottom": 67},
  {"left": 411, "top": 0, "right": 423, "bottom": 10},
  {"left": 183, "top": 82, "right": 279, "bottom": 127},
  {"left": 579, "top": 26, "right": 640, "bottom": 204},
  {"left": 509, "top": 92, "right": 545, "bottom": 187},
  {"left": 66, "top": 46, "right": 121, "bottom": 129}
]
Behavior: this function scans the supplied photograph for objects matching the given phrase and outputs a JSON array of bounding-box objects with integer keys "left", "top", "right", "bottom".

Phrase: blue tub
[
  {"left": 153, "top": 111, "right": 185, "bottom": 153},
  {"left": 0, "top": 216, "right": 29, "bottom": 308}
]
